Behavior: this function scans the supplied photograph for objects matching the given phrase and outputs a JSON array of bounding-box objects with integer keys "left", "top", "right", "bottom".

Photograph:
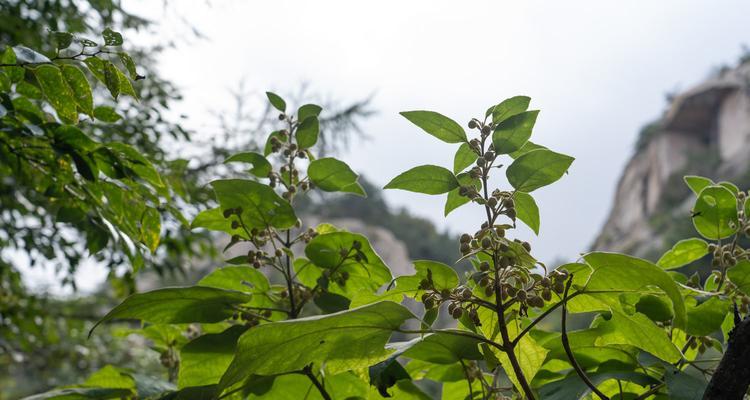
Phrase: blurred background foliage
[{"left": 0, "top": 1, "right": 460, "bottom": 398}]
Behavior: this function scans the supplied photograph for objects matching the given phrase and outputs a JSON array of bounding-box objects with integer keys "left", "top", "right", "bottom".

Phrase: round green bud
[
  {"left": 479, "top": 261, "right": 490, "bottom": 271},
  {"left": 231, "top": 220, "right": 240, "bottom": 229},
  {"left": 481, "top": 237, "right": 492, "bottom": 249},
  {"left": 481, "top": 126, "right": 491, "bottom": 135},
  {"left": 468, "top": 120, "right": 478, "bottom": 129},
  {"left": 352, "top": 240, "right": 362, "bottom": 250},
  {"left": 522, "top": 241, "right": 531, "bottom": 252},
  {"left": 515, "top": 290, "right": 527, "bottom": 301},
  {"left": 278, "top": 113, "right": 286, "bottom": 120},
  {"left": 460, "top": 233, "right": 472, "bottom": 243}
]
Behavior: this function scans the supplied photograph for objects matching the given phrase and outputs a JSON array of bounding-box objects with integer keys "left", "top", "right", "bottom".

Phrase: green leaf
[
  {"left": 102, "top": 60, "right": 121, "bottom": 99},
  {"left": 400, "top": 110, "right": 467, "bottom": 143},
  {"left": 296, "top": 116, "right": 319, "bottom": 149},
  {"left": 539, "top": 370, "right": 654, "bottom": 400},
  {"left": 297, "top": 103, "right": 322, "bottom": 123},
  {"left": 139, "top": 207, "right": 161, "bottom": 252},
  {"left": 54, "top": 125, "right": 99, "bottom": 152},
  {"left": 444, "top": 172, "right": 478, "bottom": 216},
  {"left": 102, "top": 28, "right": 124, "bottom": 46},
  {"left": 16, "top": 81, "right": 42, "bottom": 99},
  {"left": 0, "top": 47, "right": 24, "bottom": 82},
  {"left": 486, "top": 95, "right": 531, "bottom": 124},
  {"left": 350, "top": 260, "right": 459, "bottom": 307},
  {"left": 657, "top": 238, "right": 708, "bottom": 269},
  {"left": 61, "top": 65, "right": 93, "bottom": 116},
  {"left": 576, "top": 252, "right": 687, "bottom": 330},
  {"left": 596, "top": 308, "right": 681, "bottom": 362},
  {"left": 494, "top": 323, "right": 548, "bottom": 391},
  {"left": 265, "top": 91, "right": 286, "bottom": 112},
  {"left": 492, "top": 110, "right": 539, "bottom": 154},
  {"left": 385, "top": 165, "right": 458, "bottom": 195},
  {"left": 33, "top": 64, "right": 78, "bottom": 123},
  {"left": 506, "top": 148, "right": 574, "bottom": 192},
  {"left": 513, "top": 191, "right": 539, "bottom": 234},
  {"left": 83, "top": 57, "right": 106, "bottom": 83},
  {"left": 307, "top": 157, "right": 365, "bottom": 196},
  {"left": 198, "top": 266, "right": 274, "bottom": 309},
  {"left": 664, "top": 365, "right": 707, "bottom": 400},
  {"left": 635, "top": 294, "right": 674, "bottom": 322},
  {"left": 93, "top": 105, "right": 122, "bottom": 122},
  {"left": 211, "top": 179, "right": 298, "bottom": 230},
  {"left": 453, "top": 142, "right": 477, "bottom": 174},
  {"left": 190, "top": 207, "right": 246, "bottom": 238},
  {"left": 83, "top": 365, "right": 135, "bottom": 389},
  {"left": 692, "top": 185, "right": 738, "bottom": 240},
  {"left": 118, "top": 52, "right": 137, "bottom": 79},
  {"left": 19, "top": 388, "right": 133, "bottom": 400},
  {"left": 728, "top": 260, "right": 750, "bottom": 295},
  {"left": 90, "top": 286, "right": 252, "bottom": 335},
  {"left": 263, "top": 130, "right": 285, "bottom": 156},
  {"left": 116, "top": 67, "right": 138, "bottom": 99},
  {"left": 304, "top": 231, "right": 393, "bottom": 297},
  {"left": 684, "top": 175, "right": 714, "bottom": 195},
  {"left": 509, "top": 140, "right": 547, "bottom": 159},
  {"left": 218, "top": 301, "right": 414, "bottom": 391},
  {"left": 224, "top": 152, "right": 271, "bottom": 177},
  {"left": 179, "top": 325, "right": 247, "bottom": 388},
  {"left": 686, "top": 296, "right": 729, "bottom": 336},
  {"left": 53, "top": 31, "right": 74, "bottom": 50},
  {"left": 402, "top": 331, "right": 483, "bottom": 364}
]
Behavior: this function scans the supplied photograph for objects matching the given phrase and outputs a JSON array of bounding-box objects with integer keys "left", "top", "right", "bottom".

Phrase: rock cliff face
[{"left": 593, "top": 61, "right": 750, "bottom": 258}]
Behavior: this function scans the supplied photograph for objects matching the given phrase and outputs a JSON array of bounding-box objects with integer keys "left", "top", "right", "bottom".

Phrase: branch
[
  {"left": 301, "top": 365, "right": 332, "bottom": 400},
  {"left": 561, "top": 275, "right": 609, "bottom": 400},
  {"left": 512, "top": 291, "right": 581, "bottom": 347}
]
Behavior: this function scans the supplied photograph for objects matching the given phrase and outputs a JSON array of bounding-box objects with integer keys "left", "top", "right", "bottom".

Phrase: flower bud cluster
[{"left": 419, "top": 270, "right": 481, "bottom": 326}]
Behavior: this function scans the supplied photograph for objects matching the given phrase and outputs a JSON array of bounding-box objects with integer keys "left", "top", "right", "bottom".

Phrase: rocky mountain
[{"left": 593, "top": 58, "right": 750, "bottom": 259}]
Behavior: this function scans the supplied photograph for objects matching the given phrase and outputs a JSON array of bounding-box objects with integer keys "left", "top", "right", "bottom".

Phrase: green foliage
[{"left": 385, "top": 165, "right": 459, "bottom": 194}]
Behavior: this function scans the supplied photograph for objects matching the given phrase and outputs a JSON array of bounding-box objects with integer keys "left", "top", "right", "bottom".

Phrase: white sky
[
  {"left": 21, "top": 0, "right": 750, "bottom": 293},
  {"left": 132, "top": 0, "right": 750, "bottom": 264}
]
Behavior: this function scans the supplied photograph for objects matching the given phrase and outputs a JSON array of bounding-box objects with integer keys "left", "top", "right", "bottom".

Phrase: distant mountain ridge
[{"left": 593, "top": 59, "right": 750, "bottom": 259}]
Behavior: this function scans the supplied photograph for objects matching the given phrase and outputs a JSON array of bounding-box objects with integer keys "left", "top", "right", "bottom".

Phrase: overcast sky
[
  {"left": 22, "top": 0, "right": 750, "bottom": 293},
  {"left": 141, "top": 0, "right": 750, "bottom": 262}
]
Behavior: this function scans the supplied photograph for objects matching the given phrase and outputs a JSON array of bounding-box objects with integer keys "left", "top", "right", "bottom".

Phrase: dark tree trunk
[{"left": 703, "top": 317, "right": 750, "bottom": 399}]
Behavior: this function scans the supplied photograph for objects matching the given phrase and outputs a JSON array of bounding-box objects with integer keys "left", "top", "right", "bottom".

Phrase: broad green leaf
[
  {"left": 596, "top": 308, "right": 681, "bottom": 362},
  {"left": 198, "top": 266, "right": 274, "bottom": 309},
  {"left": 211, "top": 179, "right": 297, "bottom": 230},
  {"left": 16, "top": 81, "right": 42, "bottom": 98},
  {"left": 635, "top": 294, "right": 674, "bottom": 322},
  {"left": 513, "top": 191, "right": 539, "bottom": 234},
  {"left": 218, "top": 301, "right": 414, "bottom": 390},
  {"left": 402, "top": 331, "right": 483, "bottom": 364},
  {"left": 494, "top": 323, "right": 548, "bottom": 391},
  {"left": 657, "top": 238, "right": 708, "bottom": 269},
  {"left": 719, "top": 181, "right": 740, "bottom": 195},
  {"left": 453, "top": 142, "right": 477, "bottom": 174},
  {"left": 0, "top": 71, "right": 10, "bottom": 91},
  {"left": 664, "top": 365, "right": 707, "bottom": 400},
  {"left": 686, "top": 296, "right": 729, "bottom": 336},
  {"left": 190, "top": 207, "right": 246, "bottom": 238},
  {"left": 444, "top": 172, "right": 478, "bottom": 216},
  {"left": 492, "top": 110, "right": 538, "bottom": 154},
  {"left": 385, "top": 165, "right": 458, "bottom": 195},
  {"left": 102, "top": 28, "right": 124, "bottom": 46},
  {"left": 90, "top": 286, "right": 252, "bottom": 334},
  {"left": 369, "top": 349, "right": 411, "bottom": 397},
  {"left": 304, "top": 231, "right": 392, "bottom": 297},
  {"left": 307, "top": 157, "right": 365, "bottom": 196},
  {"left": 116, "top": 68, "right": 138, "bottom": 99},
  {"left": 0, "top": 47, "right": 24, "bottom": 82},
  {"left": 93, "top": 105, "right": 122, "bottom": 122},
  {"left": 54, "top": 125, "right": 99, "bottom": 152},
  {"left": 107, "top": 142, "right": 164, "bottom": 189},
  {"left": 265, "top": 91, "right": 286, "bottom": 112},
  {"left": 692, "top": 185, "right": 738, "bottom": 240},
  {"left": 684, "top": 175, "right": 714, "bottom": 195},
  {"left": 102, "top": 60, "right": 121, "bottom": 99},
  {"left": 576, "top": 253, "right": 687, "bottom": 329},
  {"left": 83, "top": 365, "right": 135, "bottom": 389},
  {"left": 33, "top": 64, "right": 78, "bottom": 123},
  {"left": 179, "top": 325, "right": 247, "bottom": 387},
  {"left": 53, "top": 31, "right": 74, "bottom": 50},
  {"left": 19, "top": 388, "right": 132, "bottom": 400},
  {"left": 83, "top": 57, "right": 106, "bottom": 83},
  {"left": 400, "top": 110, "right": 467, "bottom": 143},
  {"left": 509, "top": 140, "right": 547, "bottom": 159},
  {"left": 296, "top": 115, "right": 319, "bottom": 148},
  {"left": 118, "top": 52, "right": 137, "bottom": 78},
  {"left": 539, "top": 371, "right": 654, "bottom": 400},
  {"left": 61, "top": 65, "right": 94, "bottom": 116},
  {"left": 139, "top": 207, "right": 161, "bottom": 252},
  {"left": 224, "top": 152, "right": 271, "bottom": 177},
  {"left": 506, "top": 149, "right": 574, "bottom": 192},
  {"left": 263, "top": 130, "right": 285, "bottom": 156},
  {"left": 486, "top": 95, "right": 531, "bottom": 124},
  {"left": 728, "top": 260, "right": 750, "bottom": 295},
  {"left": 297, "top": 103, "right": 322, "bottom": 122},
  {"left": 350, "top": 260, "right": 459, "bottom": 307}
]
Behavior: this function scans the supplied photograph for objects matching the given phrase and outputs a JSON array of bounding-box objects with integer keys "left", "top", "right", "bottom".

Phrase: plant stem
[
  {"left": 561, "top": 276, "right": 609, "bottom": 400},
  {"left": 302, "top": 365, "right": 332, "bottom": 400}
]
